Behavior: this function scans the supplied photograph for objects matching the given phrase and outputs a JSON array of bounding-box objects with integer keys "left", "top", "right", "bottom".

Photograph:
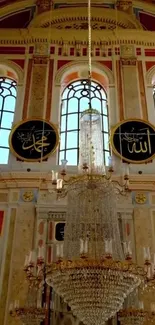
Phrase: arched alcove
[{"left": 55, "top": 61, "right": 114, "bottom": 88}]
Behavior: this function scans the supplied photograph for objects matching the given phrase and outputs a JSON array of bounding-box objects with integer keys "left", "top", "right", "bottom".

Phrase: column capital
[
  {"left": 33, "top": 56, "right": 49, "bottom": 65},
  {"left": 121, "top": 57, "right": 137, "bottom": 66}
]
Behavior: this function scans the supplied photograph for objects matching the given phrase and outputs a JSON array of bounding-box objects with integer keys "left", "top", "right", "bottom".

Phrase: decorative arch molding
[
  {"left": 146, "top": 65, "right": 155, "bottom": 86},
  {"left": 55, "top": 61, "right": 115, "bottom": 87},
  {"left": 133, "top": 1, "right": 155, "bottom": 15},
  {"left": 0, "top": 59, "right": 24, "bottom": 84},
  {"left": 0, "top": 0, "right": 35, "bottom": 19},
  {"left": 30, "top": 7, "right": 142, "bottom": 30}
]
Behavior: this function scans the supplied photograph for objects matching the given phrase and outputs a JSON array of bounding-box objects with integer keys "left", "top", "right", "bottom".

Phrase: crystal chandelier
[
  {"left": 46, "top": 106, "right": 147, "bottom": 325},
  {"left": 10, "top": 250, "right": 47, "bottom": 325},
  {"left": 45, "top": 0, "right": 148, "bottom": 323}
]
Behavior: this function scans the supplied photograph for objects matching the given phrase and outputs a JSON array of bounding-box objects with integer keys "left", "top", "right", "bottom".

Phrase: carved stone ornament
[
  {"left": 22, "top": 190, "right": 34, "bottom": 202},
  {"left": 120, "top": 45, "right": 135, "bottom": 57},
  {"left": 135, "top": 193, "right": 147, "bottom": 205},
  {"left": 116, "top": 0, "right": 133, "bottom": 13},
  {"left": 120, "top": 45, "right": 136, "bottom": 66},
  {"left": 121, "top": 58, "right": 137, "bottom": 66},
  {"left": 34, "top": 43, "right": 50, "bottom": 57},
  {"left": 53, "top": 21, "right": 124, "bottom": 31},
  {"left": 33, "top": 56, "right": 49, "bottom": 65},
  {"left": 36, "top": 0, "right": 52, "bottom": 14}
]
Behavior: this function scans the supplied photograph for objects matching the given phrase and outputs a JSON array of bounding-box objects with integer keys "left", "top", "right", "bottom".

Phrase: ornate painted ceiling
[{"left": 0, "top": 0, "right": 155, "bottom": 30}]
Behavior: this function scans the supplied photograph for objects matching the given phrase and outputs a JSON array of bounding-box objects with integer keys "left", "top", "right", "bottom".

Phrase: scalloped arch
[
  {"left": 146, "top": 64, "right": 155, "bottom": 85},
  {"left": 0, "top": 59, "right": 24, "bottom": 83},
  {"left": 55, "top": 61, "right": 114, "bottom": 87}
]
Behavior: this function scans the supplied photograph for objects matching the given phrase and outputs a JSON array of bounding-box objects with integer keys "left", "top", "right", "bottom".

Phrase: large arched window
[
  {"left": 59, "top": 79, "right": 110, "bottom": 166},
  {"left": 0, "top": 77, "right": 17, "bottom": 164}
]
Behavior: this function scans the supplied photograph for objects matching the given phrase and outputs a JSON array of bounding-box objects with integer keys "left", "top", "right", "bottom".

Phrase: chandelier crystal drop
[{"left": 46, "top": 109, "right": 146, "bottom": 325}]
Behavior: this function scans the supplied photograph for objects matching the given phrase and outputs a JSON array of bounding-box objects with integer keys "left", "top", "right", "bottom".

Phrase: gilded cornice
[
  {"left": 0, "top": 28, "right": 155, "bottom": 46},
  {"left": 0, "top": 171, "right": 155, "bottom": 191}
]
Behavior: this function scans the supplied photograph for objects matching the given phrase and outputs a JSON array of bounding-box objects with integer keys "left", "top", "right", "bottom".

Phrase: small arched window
[
  {"left": 0, "top": 77, "right": 17, "bottom": 164},
  {"left": 59, "top": 79, "right": 110, "bottom": 166}
]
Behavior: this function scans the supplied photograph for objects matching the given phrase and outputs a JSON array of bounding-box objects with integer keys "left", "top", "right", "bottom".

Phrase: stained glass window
[
  {"left": 0, "top": 77, "right": 17, "bottom": 164},
  {"left": 59, "top": 79, "right": 110, "bottom": 166}
]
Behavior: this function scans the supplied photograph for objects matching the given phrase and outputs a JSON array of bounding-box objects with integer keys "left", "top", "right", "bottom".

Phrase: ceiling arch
[
  {"left": 0, "top": 1, "right": 155, "bottom": 30},
  {"left": 30, "top": 7, "right": 142, "bottom": 30},
  {"left": 0, "top": 59, "right": 24, "bottom": 83}
]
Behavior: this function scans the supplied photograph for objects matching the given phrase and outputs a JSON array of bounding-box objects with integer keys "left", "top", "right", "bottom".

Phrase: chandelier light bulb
[
  {"left": 151, "top": 303, "right": 155, "bottom": 312},
  {"left": 123, "top": 164, "right": 130, "bottom": 180},
  {"left": 139, "top": 301, "right": 144, "bottom": 310},
  {"left": 56, "top": 179, "right": 63, "bottom": 190},
  {"left": 51, "top": 170, "right": 58, "bottom": 184},
  {"left": 61, "top": 159, "right": 68, "bottom": 168},
  {"left": 143, "top": 247, "right": 151, "bottom": 263}
]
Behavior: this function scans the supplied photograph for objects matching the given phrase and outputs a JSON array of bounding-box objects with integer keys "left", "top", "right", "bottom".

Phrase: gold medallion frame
[
  {"left": 9, "top": 118, "right": 59, "bottom": 162},
  {"left": 110, "top": 118, "right": 155, "bottom": 164}
]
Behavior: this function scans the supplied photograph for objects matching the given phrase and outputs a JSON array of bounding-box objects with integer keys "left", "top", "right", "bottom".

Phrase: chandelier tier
[
  {"left": 10, "top": 286, "right": 47, "bottom": 325},
  {"left": 46, "top": 257, "right": 145, "bottom": 325},
  {"left": 118, "top": 307, "right": 155, "bottom": 325},
  {"left": 10, "top": 305, "right": 46, "bottom": 325}
]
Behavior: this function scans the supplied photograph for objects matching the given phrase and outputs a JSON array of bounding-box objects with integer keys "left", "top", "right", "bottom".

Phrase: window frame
[
  {"left": 0, "top": 77, "right": 17, "bottom": 164},
  {"left": 59, "top": 79, "right": 110, "bottom": 166}
]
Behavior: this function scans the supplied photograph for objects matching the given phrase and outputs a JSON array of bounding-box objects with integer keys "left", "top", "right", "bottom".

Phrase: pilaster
[
  {"left": 27, "top": 43, "right": 50, "bottom": 118},
  {"left": 120, "top": 45, "right": 141, "bottom": 118}
]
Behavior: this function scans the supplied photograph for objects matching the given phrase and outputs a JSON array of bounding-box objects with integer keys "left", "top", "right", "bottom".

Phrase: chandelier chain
[{"left": 88, "top": 0, "right": 92, "bottom": 79}]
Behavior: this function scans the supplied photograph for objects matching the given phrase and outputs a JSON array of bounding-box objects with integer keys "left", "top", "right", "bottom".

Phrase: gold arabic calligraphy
[
  {"left": 22, "top": 134, "right": 50, "bottom": 153},
  {"left": 122, "top": 128, "right": 152, "bottom": 154}
]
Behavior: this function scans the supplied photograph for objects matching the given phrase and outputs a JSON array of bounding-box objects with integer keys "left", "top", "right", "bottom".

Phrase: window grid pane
[
  {"left": 59, "top": 79, "right": 110, "bottom": 166},
  {"left": 0, "top": 77, "right": 17, "bottom": 164}
]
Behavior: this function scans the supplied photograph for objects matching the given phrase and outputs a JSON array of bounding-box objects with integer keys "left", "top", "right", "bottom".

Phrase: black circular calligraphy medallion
[
  {"left": 111, "top": 119, "right": 155, "bottom": 164},
  {"left": 9, "top": 119, "right": 59, "bottom": 161}
]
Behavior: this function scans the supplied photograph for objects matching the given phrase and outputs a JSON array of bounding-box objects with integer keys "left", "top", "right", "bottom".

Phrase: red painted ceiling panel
[{"left": 139, "top": 12, "right": 155, "bottom": 31}]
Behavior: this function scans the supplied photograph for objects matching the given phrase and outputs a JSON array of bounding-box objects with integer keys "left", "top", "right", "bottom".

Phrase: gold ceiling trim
[
  {"left": 0, "top": 172, "right": 155, "bottom": 190},
  {"left": 0, "top": 29, "right": 154, "bottom": 46}
]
